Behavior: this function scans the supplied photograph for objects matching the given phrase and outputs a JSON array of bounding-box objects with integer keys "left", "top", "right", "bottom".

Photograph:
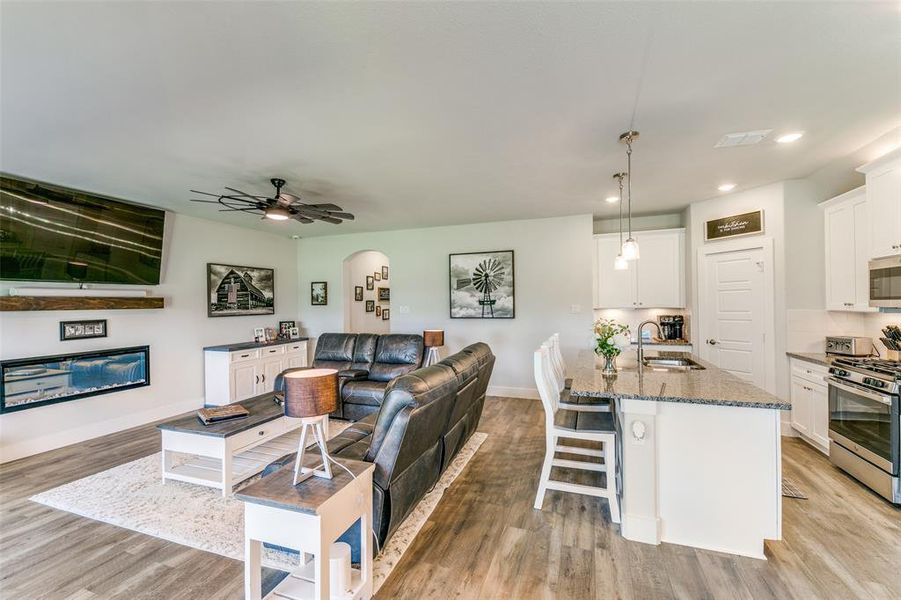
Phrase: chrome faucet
[{"left": 636, "top": 320, "right": 662, "bottom": 365}]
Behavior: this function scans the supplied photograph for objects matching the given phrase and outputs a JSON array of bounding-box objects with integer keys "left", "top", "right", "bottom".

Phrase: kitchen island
[{"left": 571, "top": 351, "right": 790, "bottom": 559}]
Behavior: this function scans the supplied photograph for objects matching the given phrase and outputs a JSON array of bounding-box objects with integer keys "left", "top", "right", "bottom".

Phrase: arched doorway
[{"left": 342, "top": 250, "right": 390, "bottom": 333}]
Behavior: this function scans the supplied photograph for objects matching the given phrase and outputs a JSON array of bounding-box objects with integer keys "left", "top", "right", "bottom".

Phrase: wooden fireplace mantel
[{"left": 0, "top": 296, "right": 165, "bottom": 311}]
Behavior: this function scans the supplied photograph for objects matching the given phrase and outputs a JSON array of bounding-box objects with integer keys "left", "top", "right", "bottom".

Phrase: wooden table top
[
  {"left": 236, "top": 458, "right": 373, "bottom": 515},
  {"left": 156, "top": 393, "right": 285, "bottom": 437}
]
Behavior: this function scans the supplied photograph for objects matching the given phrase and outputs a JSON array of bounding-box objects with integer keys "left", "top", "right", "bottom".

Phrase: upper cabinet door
[
  {"left": 635, "top": 230, "right": 685, "bottom": 308},
  {"left": 852, "top": 199, "right": 872, "bottom": 310},
  {"left": 824, "top": 201, "right": 856, "bottom": 310},
  {"left": 595, "top": 234, "right": 635, "bottom": 308},
  {"left": 858, "top": 150, "right": 901, "bottom": 259}
]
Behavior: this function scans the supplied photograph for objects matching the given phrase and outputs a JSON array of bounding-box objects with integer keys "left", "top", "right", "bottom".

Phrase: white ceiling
[{"left": 2, "top": 1, "right": 899, "bottom": 237}]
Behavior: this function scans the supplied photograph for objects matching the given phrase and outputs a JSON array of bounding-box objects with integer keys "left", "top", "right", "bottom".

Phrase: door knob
[{"left": 707, "top": 339, "right": 718, "bottom": 345}]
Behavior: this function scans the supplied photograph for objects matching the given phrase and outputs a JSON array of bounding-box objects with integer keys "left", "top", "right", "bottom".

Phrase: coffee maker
[{"left": 658, "top": 315, "right": 685, "bottom": 341}]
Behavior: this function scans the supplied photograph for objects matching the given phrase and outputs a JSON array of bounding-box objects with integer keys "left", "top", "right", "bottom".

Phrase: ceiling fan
[{"left": 189, "top": 178, "right": 355, "bottom": 225}]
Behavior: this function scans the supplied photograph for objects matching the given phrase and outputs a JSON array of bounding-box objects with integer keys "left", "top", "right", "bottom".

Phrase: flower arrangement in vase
[{"left": 593, "top": 318, "right": 630, "bottom": 374}]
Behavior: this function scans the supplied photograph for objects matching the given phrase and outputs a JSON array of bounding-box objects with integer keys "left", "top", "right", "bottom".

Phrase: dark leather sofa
[
  {"left": 265, "top": 342, "right": 495, "bottom": 558},
  {"left": 312, "top": 333, "right": 424, "bottom": 421}
]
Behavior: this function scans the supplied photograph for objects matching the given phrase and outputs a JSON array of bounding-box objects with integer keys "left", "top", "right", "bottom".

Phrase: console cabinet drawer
[{"left": 231, "top": 350, "right": 260, "bottom": 363}]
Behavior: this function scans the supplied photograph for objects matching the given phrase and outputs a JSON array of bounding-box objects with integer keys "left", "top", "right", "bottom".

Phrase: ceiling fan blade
[
  {"left": 316, "top": 216, "right": 343, "bottom": 225},
  {"left": 329, "top": 212, "right": 355, "bottom": 220},
  {"left": 306, "top": 203, "right": 342, "bottom": 211},
  {"left": 189, "top": 190, "right": 225, "bottom": 197},
  {"left": 224, "top": 187, "right": 270, "bottom": 200},
  {"left": 188, "top": 199, "right": 223, "bottom": 204},
  {"left": 218, "top": 207, "right": 263, "bottom": 212},
  {"left": 279, "top": 192, "right": 302, "bottom": 202},
  {"left": 292, "top": 215, "right": 315, "bottom": 224}
]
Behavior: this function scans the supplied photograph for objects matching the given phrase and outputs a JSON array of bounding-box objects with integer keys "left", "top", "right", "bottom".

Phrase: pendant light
[
  {"left": 619, "top": 131, "right": 640, "bottom": 260},
  {"left": 612, "top": 172, "right": 628, "bottom": 270}
]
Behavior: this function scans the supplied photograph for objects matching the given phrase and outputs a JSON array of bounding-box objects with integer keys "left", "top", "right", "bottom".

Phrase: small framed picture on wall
[
  {"left": 374, "top": 272, "right": 381, "bottom": 282},
  {"left": 366, "top": 276, "right": 374, "bottom": 290},
  {"left": 311, "top": 282, "right": 328, "bottom": 305},
  {"left": 382, "top": 308, "right": 390, "bottom": 321},
  {"left": 354, "top": 286, "right": 363, "bottom": 301},
  {"left": 60, "top": 319, "right": 107, "bottom": 341},
  {"left": 378, "top": 287, "right": 390, "bottom": 302},
  {"left": 365, "top": 300, "right": 375, "bottom": 313},
  {"left": 375, "top": 305, "right": 382, "bottom": 317},
  {"left": 381, "top": 266, "right": 389, "bottom": 279}
]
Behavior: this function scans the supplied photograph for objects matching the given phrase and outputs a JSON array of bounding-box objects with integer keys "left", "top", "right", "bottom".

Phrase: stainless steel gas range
[{"left": 827, "top": 358, "right": 900, "bottom": 504}]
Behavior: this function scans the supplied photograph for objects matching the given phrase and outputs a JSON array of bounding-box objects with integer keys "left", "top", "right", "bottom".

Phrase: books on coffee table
[{"left": 197, "top": 404, "right": 250, "bottom": 425}]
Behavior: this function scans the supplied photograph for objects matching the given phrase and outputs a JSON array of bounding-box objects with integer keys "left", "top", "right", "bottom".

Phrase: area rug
[
  {"left": 781, "top": 477, "right": 808, "bottom": 499},
  {"left": 31, "top": 428, "right": 487, "bottom": 593}
]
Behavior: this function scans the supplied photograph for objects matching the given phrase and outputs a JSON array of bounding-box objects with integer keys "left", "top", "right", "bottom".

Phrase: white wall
[
  {"left": 343, "top": 250, "right": 390, "bottom": 334},
  {"left": 593, "top": 212, "right": 684, "bottom": 234},
  {"left": 297, "top": 215, "right": 595, "bottom": 397},
  {"left": 0, "top": 213, "right": 298, "bottom": 462}
]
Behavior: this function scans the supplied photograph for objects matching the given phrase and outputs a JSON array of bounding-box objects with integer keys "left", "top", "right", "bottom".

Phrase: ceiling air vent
[{"left": 714, "top": 129, "right": 773, "bottom": 148}]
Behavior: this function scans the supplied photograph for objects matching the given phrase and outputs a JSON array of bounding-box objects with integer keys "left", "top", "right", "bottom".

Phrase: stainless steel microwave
[{"left": 869, "top": 256, "right": 901, "bottom": 308}]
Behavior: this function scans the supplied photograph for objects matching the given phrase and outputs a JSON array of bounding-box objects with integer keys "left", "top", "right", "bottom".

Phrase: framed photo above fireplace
[
  {"left": 0, "top": 346, "right": 150, "bottom": 413},
  {"left": 208, "top": 263, "right": 274, "bottom": 317},
  {"left": 60, "top": 319, "right": 107, "bottom": 341}
]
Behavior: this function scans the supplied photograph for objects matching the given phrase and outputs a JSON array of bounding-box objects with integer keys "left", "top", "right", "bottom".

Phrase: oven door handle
[{"left": 827, "top": 377, "right": 893, "bottom": 406}]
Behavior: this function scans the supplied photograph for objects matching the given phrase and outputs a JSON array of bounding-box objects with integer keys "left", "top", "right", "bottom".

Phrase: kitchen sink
[{"left": 642, "top": 357, "right": 706, "bottom": 370}]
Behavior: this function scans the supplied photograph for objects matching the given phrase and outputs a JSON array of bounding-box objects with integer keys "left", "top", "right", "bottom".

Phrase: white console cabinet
[{"left": 204, "top": 340, "right": 308, "bottom": 406}]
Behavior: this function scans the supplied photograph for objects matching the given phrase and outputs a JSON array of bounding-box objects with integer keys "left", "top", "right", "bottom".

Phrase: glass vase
[{"left": 601, "top": 354, "right": 618, "bottom": 374}]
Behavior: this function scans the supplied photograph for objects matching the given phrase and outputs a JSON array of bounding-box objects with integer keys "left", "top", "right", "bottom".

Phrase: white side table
[{"left": 236, "top": 457, "right": 374, "bottom": 600}]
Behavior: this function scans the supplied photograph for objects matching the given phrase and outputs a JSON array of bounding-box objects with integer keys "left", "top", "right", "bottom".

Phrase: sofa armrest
[{"left": 338, "top": 369, "right": 370, "bottom": 380}]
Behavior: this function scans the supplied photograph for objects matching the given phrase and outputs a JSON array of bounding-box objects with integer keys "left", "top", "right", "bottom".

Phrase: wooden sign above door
[{"left": 705, "top": 210, "right": 764, "bottom": 241}]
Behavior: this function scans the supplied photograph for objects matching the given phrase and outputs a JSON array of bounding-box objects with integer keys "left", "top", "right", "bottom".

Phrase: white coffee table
[{"left": 157, "top": 393, "right": 324, "bottom": 497}]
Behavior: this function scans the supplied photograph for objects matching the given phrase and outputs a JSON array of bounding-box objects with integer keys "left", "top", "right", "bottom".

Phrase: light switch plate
[
  {"left": 399, "top": 305, "right": 410, "bottom": 314},
  {"left": 570, "top": 304, "right": 581, "bottom": 314}
]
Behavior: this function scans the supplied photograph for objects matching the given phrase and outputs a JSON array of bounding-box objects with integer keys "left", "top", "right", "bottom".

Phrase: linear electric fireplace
[{"left": 0, "top": 346, "right": 150, "bottom": 413}]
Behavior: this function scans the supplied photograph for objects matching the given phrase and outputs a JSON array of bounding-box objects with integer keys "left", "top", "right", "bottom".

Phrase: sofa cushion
[
  {"left": 342, "top": 379, "right": 388, "bottom": 406},
  {"left": 351, "top": 334, "right": 379, "bottom": 371},
  {"left": 313, "top": 333, "right": 356, "bottom": 367},
  {"left": 368, "top": 334, "right": 424, "bottom": 382}
]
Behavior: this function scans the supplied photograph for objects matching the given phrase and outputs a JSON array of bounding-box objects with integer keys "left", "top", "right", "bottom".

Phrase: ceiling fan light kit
[
  {"left": 619, "top": 130, "right": 640, "bottom": 261},
  {"left": 189, "top": 177, "right": 355, "bottom": 226}
]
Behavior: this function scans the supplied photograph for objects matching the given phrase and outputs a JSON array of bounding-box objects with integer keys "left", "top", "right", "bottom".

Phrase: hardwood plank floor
[{"left": 1, "top": 397, "right": 899, "bottom": 599}]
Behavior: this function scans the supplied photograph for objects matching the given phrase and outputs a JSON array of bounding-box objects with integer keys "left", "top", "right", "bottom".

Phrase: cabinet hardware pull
[
  {"left": 241, "top": 354, "right": 250, "bottom": 358},
  {"left": 259, "top": 430, "right": 265, "bottom": 436},
  {"left": 255, "top": 375, "right": 259, "bottom": 384},
  {"left": 261, "top": 374, "right": 265, "bottom": 383}
]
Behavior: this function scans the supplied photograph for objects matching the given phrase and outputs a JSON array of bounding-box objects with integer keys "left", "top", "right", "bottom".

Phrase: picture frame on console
[{"left": 207, "top": 263, "right": 275, "bottom": 317}]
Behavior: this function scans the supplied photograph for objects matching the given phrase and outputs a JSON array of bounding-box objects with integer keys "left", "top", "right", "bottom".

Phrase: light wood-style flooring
[{"left": 1, "top": 396, "right": 899, "bottom": 599}]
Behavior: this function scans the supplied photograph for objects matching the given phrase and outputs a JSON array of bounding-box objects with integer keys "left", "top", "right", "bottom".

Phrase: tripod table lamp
[
  {"left": 282, "top": 368, "right": 339, "bottom": 485},
  {"left": 423, "top": 329, "right": 445, "bottom": 367}
]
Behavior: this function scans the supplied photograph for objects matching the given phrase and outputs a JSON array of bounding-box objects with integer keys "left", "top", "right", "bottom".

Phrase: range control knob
[{"left": 864, "top": 378, "right": 885, "bottom": 388}]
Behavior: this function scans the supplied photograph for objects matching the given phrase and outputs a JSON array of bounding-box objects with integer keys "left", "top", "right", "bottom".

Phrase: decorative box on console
[{"left": 0, "top": 346, "right": 150, "bottom": 413}]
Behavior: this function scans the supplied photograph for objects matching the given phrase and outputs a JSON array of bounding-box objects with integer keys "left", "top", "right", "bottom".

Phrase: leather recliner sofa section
[
  {"left": 311, "top": 333, "right": 424, "bottom": 420},
  {"left": 265, "top": 342, "right": 495, "bottom": 557}
]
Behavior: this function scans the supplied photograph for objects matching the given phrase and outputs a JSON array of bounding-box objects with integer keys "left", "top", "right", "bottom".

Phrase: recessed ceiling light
[
  {"left": 718, "top": 183, "right": 736, "bottom": 192},
  {"left": 605, "top": 196, "right": 619, "bottom": 204},
  {"left": 776, "top": 132, "right": 804, "bottom": 144}
]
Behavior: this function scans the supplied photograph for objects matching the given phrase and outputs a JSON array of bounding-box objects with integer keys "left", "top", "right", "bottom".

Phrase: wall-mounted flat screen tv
[{"left": 0, "top": 174, "right": 166, "bottom": 285}]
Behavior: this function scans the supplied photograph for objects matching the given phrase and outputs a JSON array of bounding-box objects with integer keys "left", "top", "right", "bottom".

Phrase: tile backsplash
[
  {"left": 593, "top": 308, "right": 691, "bottom": 343},
  {"left": 787, "top": 309, "right": 901, "bottom": 355}
]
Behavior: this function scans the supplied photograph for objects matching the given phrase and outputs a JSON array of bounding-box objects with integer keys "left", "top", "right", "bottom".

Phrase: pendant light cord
[
  {"left": 618, "top": 175, "right": 624, "bottom": 247},
  {"left": 626, "top": 138, "right": 633, "bottom": 238}
]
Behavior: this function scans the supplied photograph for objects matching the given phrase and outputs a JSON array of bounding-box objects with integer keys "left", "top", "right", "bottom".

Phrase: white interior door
[{"left": 699, "top": 247, "right": 767, "bottom": 389}]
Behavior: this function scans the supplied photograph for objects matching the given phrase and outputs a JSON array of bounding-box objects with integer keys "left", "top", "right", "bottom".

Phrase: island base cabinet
[{"left": 617, "top": 398, "right": 782, "bottom": 560}]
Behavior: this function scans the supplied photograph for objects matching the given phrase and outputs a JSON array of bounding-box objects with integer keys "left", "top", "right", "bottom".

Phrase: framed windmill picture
[{"left": 449, "top": 250, "right": 514, "bottom": 319}]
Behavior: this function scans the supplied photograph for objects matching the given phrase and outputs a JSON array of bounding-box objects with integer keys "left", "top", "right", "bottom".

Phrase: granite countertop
[
  {"left": 157, "top": 393, "right": 284, "bottom": 436},
  {"left": 785, "top": 352, "right": 834, "bottom": 367},
  {"left": 570, "top": 350, "right": 790, "bottom": 410},
  {"left": 629, "top": 339, "right": 692, "bottom": 346},
  {"left": 203, "top": 337, "right": 310, "bottom": 352}
]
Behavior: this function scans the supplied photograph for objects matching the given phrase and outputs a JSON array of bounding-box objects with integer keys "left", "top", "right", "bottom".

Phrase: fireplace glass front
[{"left": 0, "top": 346, "right": 150, "bottom": 413}]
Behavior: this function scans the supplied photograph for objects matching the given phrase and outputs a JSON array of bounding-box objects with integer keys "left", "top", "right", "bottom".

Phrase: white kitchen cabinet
[
  {"left": 789, "top": 358, "right": 829, "bottom": 454},
  {"left": 594, "top": 228, "right": 685, "bottom": 309},
  {"left": 857, "top": 148, "right": 901, "bottom": 259},
  {"left": 205, "top": 340, "right": 308, "bottom": 406},
  {"left": 822, "top": 187, "right": 873, "bottom": 311}
]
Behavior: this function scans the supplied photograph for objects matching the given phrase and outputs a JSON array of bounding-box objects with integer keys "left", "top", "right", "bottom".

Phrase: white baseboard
[
  {"left": 780, "top": 421, "right": 799, "bottom": 437},
  {"left": 621, "top": 513, "right": 661, "bottom": 545},
  {"left": 0, "top": 397, "right": 201, "bottom": 464},
  {"left": 487, "top": 385, "right": 539, "bottom": 400}
]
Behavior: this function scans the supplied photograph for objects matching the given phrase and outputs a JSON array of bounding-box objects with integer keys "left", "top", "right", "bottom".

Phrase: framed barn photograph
[
  {"left": 311, "top": 282, "right": 328, "bottom": 305},
  {"left": 354, "top": 286, "right": 364, "bottom": 301},
  {"left": 449, "top": 250, "right": 514, "bottom": 319},
  {"left": 208, "top": 263, "right": 274, "bottom": 317}
]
